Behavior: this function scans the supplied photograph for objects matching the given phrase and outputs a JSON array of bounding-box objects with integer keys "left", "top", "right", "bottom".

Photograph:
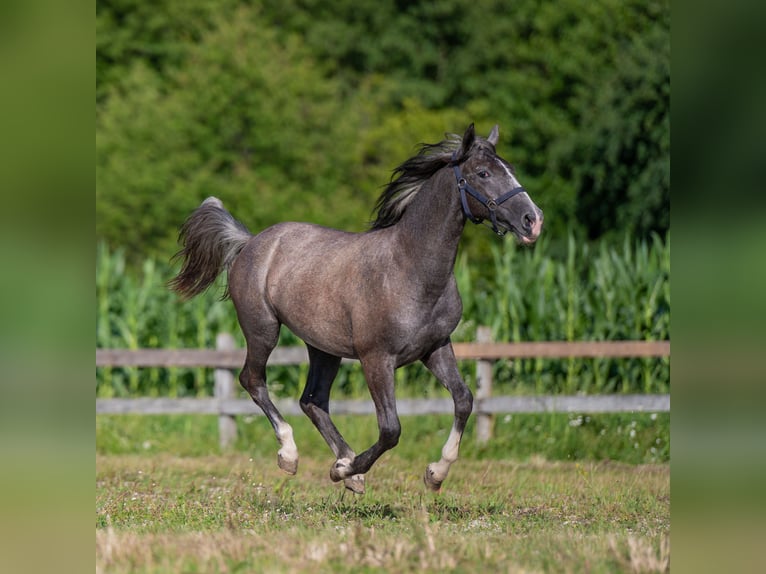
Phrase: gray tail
[{"left": 169, "top": 197, "right": 251, "bottom": 300}]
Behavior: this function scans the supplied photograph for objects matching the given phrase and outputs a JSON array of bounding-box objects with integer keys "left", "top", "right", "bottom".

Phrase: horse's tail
[{"left": 169, "top": 196, "right": 251, "bottom": 300}]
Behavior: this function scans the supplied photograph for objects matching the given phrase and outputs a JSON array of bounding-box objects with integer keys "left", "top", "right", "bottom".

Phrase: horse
[{"left": 170, "top": 124, "right": 543, "bottom": 493}]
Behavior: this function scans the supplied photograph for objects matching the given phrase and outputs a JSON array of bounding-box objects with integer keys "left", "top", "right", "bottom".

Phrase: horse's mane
[{"left": 370, "top": 134, "right": 463, "bottom": 229}]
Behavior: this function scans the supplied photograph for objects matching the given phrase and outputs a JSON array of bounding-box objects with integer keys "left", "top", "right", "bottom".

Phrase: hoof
[
  {"left": 344, "top": 474, "right": 365, "bottom": 494},
  {"left": 277, "top": 452, "right": 298, "bottom": 475},
  {"left": 329, "top": 458, "right": 353, "bottom": 482},
  {"left": 423, "top": 464, "right": 443, "bottom": 492}
]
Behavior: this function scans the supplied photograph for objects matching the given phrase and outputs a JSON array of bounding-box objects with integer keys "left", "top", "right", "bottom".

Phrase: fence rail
[
  {"left": 96, "top": 340, "right": 670, "bottom": 368},
  {"left": 96, "top": 331, "right": 670, "bottom": 447},
  {"left": 96, "top": 395, "right": 670, "bottom": 417}
]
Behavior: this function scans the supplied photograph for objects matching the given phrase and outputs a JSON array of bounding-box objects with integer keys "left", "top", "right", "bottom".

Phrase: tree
[
  {"left": 97, "top": 0, "right": 239, "bottom": 101},
  {"left": 97, "top": 0, "right": 671, "bottom": 260},
  {"left": 567, "top": 12, "right": 670, "bottom": 239},
  {"left": 97, "top": 7, "right": 364, "bottom": 260}
]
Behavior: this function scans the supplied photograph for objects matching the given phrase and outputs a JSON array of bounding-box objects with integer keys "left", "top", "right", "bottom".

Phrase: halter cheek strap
[{"left": 451, "top": 152, "right": 526, "bottom": 236}]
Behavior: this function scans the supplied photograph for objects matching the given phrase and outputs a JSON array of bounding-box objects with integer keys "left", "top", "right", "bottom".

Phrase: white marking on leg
[
  {"left": 428, "top": 425, "right": 463, "bottom": 484},
  {"left": 330, "top": 457, "right": 354, "bottom": 481},
  {"left": 441, "top": 425, "right": 462, "bottom": 463},
  {"left": 275, "top": 421, "right": 298, "bottom": 464},
  {"left": 343, "top": 474, "right": 365, "bottom": 494}
]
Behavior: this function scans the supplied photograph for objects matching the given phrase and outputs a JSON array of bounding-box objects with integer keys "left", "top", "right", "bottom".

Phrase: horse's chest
[
  {"left": 423, "top": 293, "right": 462, "bottom": 335},
  {"left": 391, "top": 287, "right": 462, "bottom": 353},
  {"left": 348, "top": 279, "right": 462, "bottom": 362}
]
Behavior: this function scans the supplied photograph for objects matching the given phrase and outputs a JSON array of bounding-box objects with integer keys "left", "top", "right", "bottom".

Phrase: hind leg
[
  {"left": 299, "top": 346, "right": 364, "bottom": 493},
  {"left": 238, "top": 320, "right": 299, "bottom": 474}
]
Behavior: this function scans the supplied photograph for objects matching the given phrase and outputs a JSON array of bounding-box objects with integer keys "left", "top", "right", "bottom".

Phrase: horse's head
[{"left": 452, "top": 124, "right": 543, "bottom": 244}]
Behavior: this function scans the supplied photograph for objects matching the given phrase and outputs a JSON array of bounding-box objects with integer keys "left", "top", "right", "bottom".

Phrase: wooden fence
[{"left": 96, "top": 329, "right": 670, "bottom": 447}]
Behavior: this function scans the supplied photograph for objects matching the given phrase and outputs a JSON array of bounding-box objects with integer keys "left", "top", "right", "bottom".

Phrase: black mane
[{"left": 370, "top": 136, "right": 462, "bottom": 229}]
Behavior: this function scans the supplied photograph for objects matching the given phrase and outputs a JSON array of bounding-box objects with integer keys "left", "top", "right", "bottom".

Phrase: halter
[{"left": 451, "top": 151, "right": 527, "bottom": 236}]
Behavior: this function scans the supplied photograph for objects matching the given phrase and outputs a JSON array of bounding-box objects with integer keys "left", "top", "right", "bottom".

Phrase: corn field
[{"left": 96, "top": 233, "right": 669, "bottom": 398}]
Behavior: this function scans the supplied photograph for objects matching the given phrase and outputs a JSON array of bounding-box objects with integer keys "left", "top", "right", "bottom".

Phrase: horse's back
[
  {"left": 228, "top": 220, "right": 456, "bottom": 362},
  {"left": 228, "top": 221, "right": 380, "bottom": 356}
]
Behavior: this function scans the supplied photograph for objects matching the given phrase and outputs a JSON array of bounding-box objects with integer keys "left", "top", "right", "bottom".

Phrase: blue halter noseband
[{"left": 451, "top": 151, "right": 526, "bottom": 236}]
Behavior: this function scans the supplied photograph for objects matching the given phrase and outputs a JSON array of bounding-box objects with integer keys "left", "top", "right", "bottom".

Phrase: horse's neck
[{"left": 393, "top": 169, "right": 465, "bottom": 285}]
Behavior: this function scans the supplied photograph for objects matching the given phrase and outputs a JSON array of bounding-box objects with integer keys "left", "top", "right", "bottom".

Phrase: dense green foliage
[
  {"left": 96, "top": 233, "right": 669, "bottom": 398},
  {"left": 97, "top": 0, "right": 669, "bottom": 262}
]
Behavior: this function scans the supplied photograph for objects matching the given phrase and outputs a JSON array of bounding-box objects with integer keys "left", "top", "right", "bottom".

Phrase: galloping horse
[{"left": 170, "top": 124, "right": 543, "bottom": 493}]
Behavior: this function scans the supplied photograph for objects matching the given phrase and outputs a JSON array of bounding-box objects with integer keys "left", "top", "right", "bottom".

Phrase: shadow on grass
[{"left": 319, "top": 495, "right": 507, "bottom": 524}]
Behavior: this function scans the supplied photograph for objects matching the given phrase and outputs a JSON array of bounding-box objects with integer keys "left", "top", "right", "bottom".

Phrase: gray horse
[{"left": 170, "top": 124, "right": 543, "bottom": 493}]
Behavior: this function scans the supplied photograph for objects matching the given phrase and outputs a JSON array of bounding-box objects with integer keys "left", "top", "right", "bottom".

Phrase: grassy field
[{"left": 96, "top": 415, "right": 669, "bottom": 573}]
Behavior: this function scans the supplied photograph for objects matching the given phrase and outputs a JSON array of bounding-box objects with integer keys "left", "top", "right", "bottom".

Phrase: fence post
[
  {"left": 215, "top": 332, "right": 238, "bottom": 449},
  {"left": 475, "top": 326, "right": 493, "bottom": 445}
]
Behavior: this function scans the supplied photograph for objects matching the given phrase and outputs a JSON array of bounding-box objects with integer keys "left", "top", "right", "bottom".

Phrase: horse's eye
[{"left": 478, "top": 170, "right": 490, "bottom": 179}]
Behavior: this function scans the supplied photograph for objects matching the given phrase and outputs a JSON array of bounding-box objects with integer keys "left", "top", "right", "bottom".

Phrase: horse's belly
[{"left": 280, "top": 311, "right": 357, "bottom": 359}]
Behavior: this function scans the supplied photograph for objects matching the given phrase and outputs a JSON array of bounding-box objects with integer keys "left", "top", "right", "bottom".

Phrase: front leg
[
  {"left": 331, "top": 354, "right": 401, "bottom": 481},
  {"left": 421, "top": 339, "right": 473, "bottom": 491}
]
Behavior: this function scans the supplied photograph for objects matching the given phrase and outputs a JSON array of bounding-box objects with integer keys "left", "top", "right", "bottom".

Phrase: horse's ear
[
  {"left": 460, "top": 123, "right": 476, "bottom": 155},
  {"left": 488, "top": 124, "right": 499, "bottom": 146}
]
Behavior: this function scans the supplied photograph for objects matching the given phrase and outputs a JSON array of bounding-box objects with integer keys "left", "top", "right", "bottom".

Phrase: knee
[
  {"left": 299, "top": 398, "right": 326, "bottom": 417},
  {"left": 240, "top": 371, "right": 268, "bottom": 403},
  {"left": 299, "top": 390, "right": 329, "bottom": 414},
  {"left": 455, "top": 386, "right": 473, "bottom": 419},
  {"left": 380, "top": 419, "right": 401, "bottom": 449}
]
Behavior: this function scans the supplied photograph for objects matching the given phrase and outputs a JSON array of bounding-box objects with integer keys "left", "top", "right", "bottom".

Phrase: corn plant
[{"left": 96, "top": 233, "right": 669, "bottom": 398}]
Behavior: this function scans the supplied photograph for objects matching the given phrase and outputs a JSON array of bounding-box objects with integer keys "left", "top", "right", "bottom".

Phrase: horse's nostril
[{"left": 523, "top": 213, "right": 534, "bottom": 231}]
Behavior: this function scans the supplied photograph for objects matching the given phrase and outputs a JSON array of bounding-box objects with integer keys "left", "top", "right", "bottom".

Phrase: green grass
[
  {"left": 97, "top": 410, "right": 669, "bottom": 465},
  {"left": 96, "top": 413, "right": 670, "bottom": 571},
  {"left": 96, "top": 225, "right": 671, "bottom": 572},
  {"left": 96, "top": 453, "right": 669, "bottom": 573}
]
